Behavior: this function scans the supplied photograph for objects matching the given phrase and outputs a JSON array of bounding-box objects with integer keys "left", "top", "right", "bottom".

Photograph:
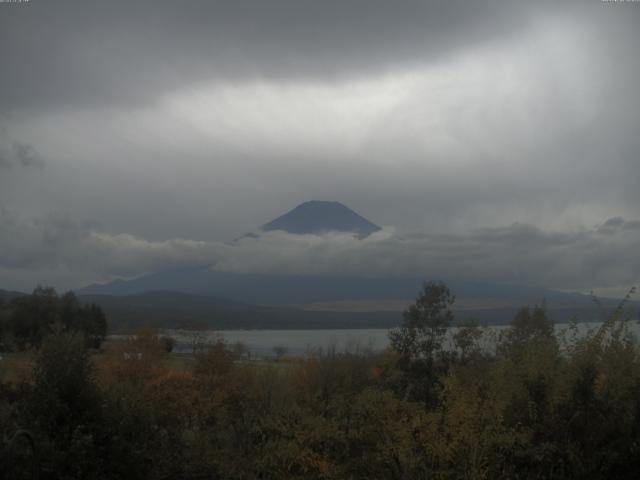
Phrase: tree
[
  {"left": 28, "top": 332, "right": 98, "bottom": 423},
  {"left": 389, "top": 281, "right": 455, "bottom": 363},
  {"left": 58, "top": 292, "right": 107, "bottom": 348},
  {"left": 501, "top": 303, "right": 554, "bottom": 353},
  {"left": 453, "top": 319, "right": 484, "bottom": 363},
  {"left": 7, "top": 288, "right": 107, "bottom": 350},
  {"left": 20, "top": 332, "right": 105, "bottom": 478},
  {"left": 81, "top": 303, "right": 107, "bottom": 349},
  {"left": 389, "top": 281, "right": 455, "bottom": 404},
  {"left": 9, "top": 286, "right": 58, "bottom": 349}
]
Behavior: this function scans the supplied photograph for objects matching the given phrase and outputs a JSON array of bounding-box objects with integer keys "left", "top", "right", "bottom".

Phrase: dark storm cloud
[{"left": 0, "top": 0, "right": 538, "bottom": 111}]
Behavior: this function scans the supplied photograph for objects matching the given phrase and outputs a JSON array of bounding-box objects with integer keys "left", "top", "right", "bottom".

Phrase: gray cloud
[
  {"left": 12, "top": 142, "right": 45, "bottom": 168},
  {"left": 0, "top": 142, "right": 44, "bottom": 169},
  {"left": 0, "top": 0, "right": 540, "bottom": 112},
  {"left": 1, "top": 208, "right": 638, "bottom": 294},
  {"left": 219, "top": 223, "right": 640, "bottom": 292},
  {"left": 0, "top": 1, "right": 638, "bottom": 294}
]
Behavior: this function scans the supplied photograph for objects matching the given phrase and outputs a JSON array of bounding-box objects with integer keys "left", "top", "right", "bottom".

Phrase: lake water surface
[{"left": 166, "top": 320, "right": 640, "bottom": 357}]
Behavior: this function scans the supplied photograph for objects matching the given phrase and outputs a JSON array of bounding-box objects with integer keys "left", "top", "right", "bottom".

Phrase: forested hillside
[{"left": 2, "top": 283, "right": 639, "bottom": 479}]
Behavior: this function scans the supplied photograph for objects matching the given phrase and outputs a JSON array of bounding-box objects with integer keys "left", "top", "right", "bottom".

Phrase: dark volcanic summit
[{"left": 261, "top": 200, "right": 381, "bottom": 237}]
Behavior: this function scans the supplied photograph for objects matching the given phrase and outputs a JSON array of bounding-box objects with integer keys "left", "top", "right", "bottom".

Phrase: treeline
[
  {"left": 1, "top": 282, "right": 639, "bottom": 479},
  {"left": 0, "top": 287, "right": 107, "bottom": 350}
]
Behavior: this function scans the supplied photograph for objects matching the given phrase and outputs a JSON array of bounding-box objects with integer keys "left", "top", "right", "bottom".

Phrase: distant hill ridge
[
  {"left": 260, "top": 200, "right": 381, "bottom": 237},
  {"left": 70, "top": 199, "right": 637, "bottom": 328},
  {"left": 0, "top": 289, "right": 28, "bottom": 302},
  {"left": 6, "top": 284, "right": 633, "bottom": 330}
]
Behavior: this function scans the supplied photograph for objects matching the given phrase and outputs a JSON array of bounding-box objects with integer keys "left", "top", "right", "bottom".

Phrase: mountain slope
[
  {"left": 78, "top": 290, "right": 401, "bottom": 330},
  {"left": 77, "top": 268, "right": 623, "bottom": 323},
  {"left": 261, "top": 200, "right": 381, "bottom": 237},
  {"left": 76, "top": 287, "right": 624, "bottom": 330}
]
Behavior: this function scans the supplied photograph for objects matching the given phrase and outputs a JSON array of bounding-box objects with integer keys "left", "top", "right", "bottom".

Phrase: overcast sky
[{"left": 1, "top": 0, "right": 638, "bottom": 295}]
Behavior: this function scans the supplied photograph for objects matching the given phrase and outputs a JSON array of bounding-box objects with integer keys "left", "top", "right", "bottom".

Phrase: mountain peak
[{"left": 261, "top": 200, "right": 381, "bottom": 237}]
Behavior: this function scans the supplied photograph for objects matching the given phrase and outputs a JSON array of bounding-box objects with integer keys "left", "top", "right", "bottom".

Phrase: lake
[{"left": 165, "top": 320, "right": 640, "bottom": 357}]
